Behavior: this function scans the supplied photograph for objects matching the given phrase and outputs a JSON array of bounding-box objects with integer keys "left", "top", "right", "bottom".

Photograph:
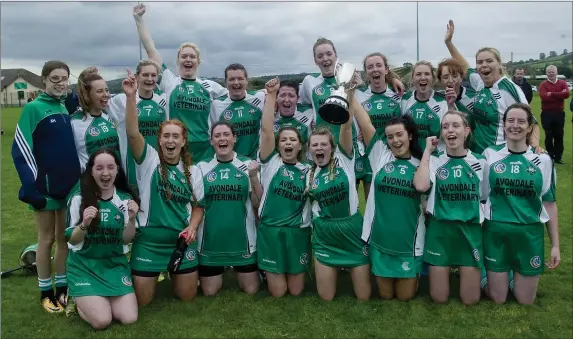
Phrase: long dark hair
[
  {"left": 78, "top": 148, "right": 140, "bottom": 231},
  {"left": 384, "top": 115, "right": 423, "bottom": 160}
]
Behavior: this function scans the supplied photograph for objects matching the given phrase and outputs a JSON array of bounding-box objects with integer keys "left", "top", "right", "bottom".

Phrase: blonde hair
[
  {"left": 475, "top": 47, "right": 506, "bottom": 76},
  {"left": 136, "top": 59, "right": 162, "bottom": 75},
  {"left": 410, "top": 60, "right": 436, "bottom": 88},
  {"left": 177, "top": 43, "right": 201, "bottom": 63}
]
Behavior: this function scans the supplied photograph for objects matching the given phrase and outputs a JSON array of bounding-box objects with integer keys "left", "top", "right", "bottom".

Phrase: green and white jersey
[
  {"left": 160, "top": 64, "right": 227, "bottom": 144},
  {"left": 196, "top": 153, "right": 257, "bottom": 256},
  {"left": 107, "top": 93, "right": 168, "bottom": 188},
  {"left": 273, "top": 103, "right": 314, "bottom": 146},
  {"left": 464, "top": 68, "right": 485, "bottom": 91},
  {"left": 307, "top": 147, "right": 358, "bottom": 219},
  {"left": 299, "top": 73, "right": 358, "bottom": 144},
  {"left": 355, "top": 86, "right": 401, "bottom": 131},
  {"left": 362, "top": 130, "right": 425, "bottom": 256},
  {"left": 136, "top": 143, "right": 203, "bottom": 232},
  {"left": 437, "top": 86, "right": 477, "bottom": 116},
  {"left": 426, "top": 151, "right": 487, "bottom": 223},
  {"left": 71, "top": 112, "right": 120, "bottom": 171},
  {"left": 400, "top": 90, "right": 448, "bottom": 152},
  {"left": 65, "top": 188, "right": 134, "bottom": 257},
  {"left": 259, "top": 152, "right": 311, "bottom": 228},
  {"left": 210, "top": 91, "right": 265, "bottom": 159},
  {"left": 466, "top": 69, "right": 529, "bottom": 154},
  {"left": 482, "top": 145, "right": 556, "bottom": 224}
]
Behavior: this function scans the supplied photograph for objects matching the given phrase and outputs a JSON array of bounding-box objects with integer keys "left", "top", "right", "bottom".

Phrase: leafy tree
[
  {"left": 549, "top": 51, "right": 558, "bottom": 58},
  {"left": 539, "top": 53, "right": 546, "bottom": 60}
]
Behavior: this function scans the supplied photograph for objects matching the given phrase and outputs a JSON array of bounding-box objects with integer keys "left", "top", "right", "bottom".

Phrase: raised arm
[
  {"left": 351, "top": 94, "right": 376, "bottom": 149},
  {"left": 414, "top": 136, "right": 438, "bottom": 193},
  {"left": 133, "top": 3, "right": 162, "bottom": 65},
  {"left": 444, "top": 20, "right": 470, "bottom": 72},
  {"left": 123, "top": 70, "right": 146, "bottom": 162},
  {"left": 338, "top": 91, "right": 355, "bottom": 157},
  {"left": 260, "top": 77, "right": 280, "bottom": 161}
]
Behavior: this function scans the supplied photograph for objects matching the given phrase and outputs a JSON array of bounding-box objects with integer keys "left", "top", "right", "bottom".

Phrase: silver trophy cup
[{"left": 318, "top": 61, "right": 357, "bottom": 125}]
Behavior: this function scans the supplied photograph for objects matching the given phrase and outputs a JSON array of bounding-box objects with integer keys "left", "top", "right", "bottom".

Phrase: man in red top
[{"left": 539, "top": 65, "right": 570, "bottom": 164}]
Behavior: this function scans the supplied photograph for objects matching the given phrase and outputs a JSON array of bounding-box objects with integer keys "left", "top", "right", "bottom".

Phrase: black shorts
[
  {"left": 131, "top": 265, "right": 198, "bottom": 278},
  {"left": 198, "top": 263, "right": 259, "bottom": 277}
]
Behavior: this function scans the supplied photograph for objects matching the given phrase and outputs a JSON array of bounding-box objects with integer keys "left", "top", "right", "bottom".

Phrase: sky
[{"left": 1, "top": 0, "right": 572, "bottom": 83}]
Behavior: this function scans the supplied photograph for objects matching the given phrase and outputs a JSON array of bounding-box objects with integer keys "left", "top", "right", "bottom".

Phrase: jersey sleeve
[
  {"left": 189, "top": 165, "right": 205, "bottom": 205},
  {"left": 540, "top": 155, "right": 556, "bottom": 202},
  {"left": 196, "top": 164, "right": 207, "bottom": 208},
  {"left": 335, "top": 146, "right": 354, "bottom": 178},
  {"left": 466, "top": 68, "right": 484, "bottom": 91},
  {"left": 11, "top": 103, "right": 46, "bottom": 209},
  {"left": 135, "top": 143, "right": 160, "bottom": 181},
  {"left": 298, "top": 76, "right": 311, "bottom": 105},
  {"left": 365, "top": 129, "right": 392, "bottom": 174},
  {"left": 65, "top": 194, "right": 84, "bottom": 251},
  {"left": 260, "top": 152, "right": 281, "bottom": 190},
  {"left": 203, "top": 79, "right": 228, "bottom": 99},
  {"left": 106, "top": 94, "right": 126, "bottom": 126},
  {"left": 159, "top": 63, "right": 180, "bottom": 95}
]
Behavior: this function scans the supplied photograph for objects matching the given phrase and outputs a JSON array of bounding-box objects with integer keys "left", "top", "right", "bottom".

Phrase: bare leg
[
  {"left": 486, "top": 271, "right": 509, "bottom": 304},
  {"left": 110, "top": 293, "right": 138, "bottom": 325},
  {"left": 314, "top": 259, "right": 337, "bottom": 301},
  {"left": 75, "top": 296, "right": 112, "bottom": 330},
  {"left": 350, "top": 264, "right": 371, "bottom": 301},
  {"left": 172, "top": 271, "right": 199, "bottom": 301},
  {"left": 265, "top": 272, "right": 287, "bottom": 297},
  {"left": 199, "top": 275, "right": 223, "bottom": 296},
  {"left": 459, "top": 266, "right": 481, "bottom": 305},
  {"left": 394, "top": 277, "right": 419, "bottom": 301},
  {"left": 286, "top": 273, "right": 306, "bottom": 296},
  {"left": 132, "top": 275, "right": 158, "bottom": 306},
  {"left": 237, "top": 271, "right": 260, "bottom": 295},
  {"left": 512, "top": 273, "right": 540, "bottom": 305},
  {"left": 429, "top": 266, "right": 450, "bottom": 304},
  {"left": 376, "top": 277, "right": 395, "bottom": 300}
]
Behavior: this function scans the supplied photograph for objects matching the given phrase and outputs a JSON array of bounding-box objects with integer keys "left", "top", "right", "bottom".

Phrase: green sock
[
  {"left": 55, "top": 274, "right": 67, "bottom": 288},
  {"left": 480, "top": 266, "right": 488, "bottom": 290},
  {"left": 509, "top": 270, "right": 514, "bottom": 291}
]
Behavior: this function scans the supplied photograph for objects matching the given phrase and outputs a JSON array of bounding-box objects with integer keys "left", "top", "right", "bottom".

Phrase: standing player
[
  {"left": 196, "top": 121, "right": 263, "bottom": 296},
  {"left": 71, "top": 67, "right": 120, "bottom": 172},
  {"left": 481, "top": 103, "right": 559, "bottom": 305},
  {"left": 122, "top": 71, "right": 204, "bottom": 306},
  {"left": 12, "top": 60, "right": 81, "bottom": 312},
  {"left": 65, "top": 149, "right": 139, "bottom": 329},
  {"left": 414, "top": 111, "right": 487, "bottom": 305},
  {"left": 107, "top": 59, "right": 168, "bottom": 193},
  {"left": 306, "top": 92, "right": 371, "bottom": 301},
  {"left": 444, "top": 19, "right": 541, "bottom": 154},
  {"left": 257, "top": 77, "right": 312, "bottom": 297},
  {"left": 299, "top": 37, "right": 405, "bottom": 145},
  {"left": 353, "top": 98, "right": 425, "bottom": 301},
  {"left": 400, "top": 61, "right": 449, "bottom": 152},
  {"left": 210, "top": 64, "right": 266, "bottom": 160},
  {"left": 273, "top": 80, "right": 314, "bottom": 151},
  {"left": 133, "top": 3, "right": 227, "bottom": 162},
  {"left": 354, "top": 52, "right": 402, "bottom": 200}
]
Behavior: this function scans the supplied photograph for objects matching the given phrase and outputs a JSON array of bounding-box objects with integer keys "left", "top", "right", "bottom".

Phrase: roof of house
[{"left": 1, "top": 68, "right": 43, "bottom": 91}]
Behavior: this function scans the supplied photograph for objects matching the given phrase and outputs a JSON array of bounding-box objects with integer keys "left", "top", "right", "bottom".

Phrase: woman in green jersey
[
  {"left": 481, "top": 103, "right": 559, "bottom": 305},
  {"left": 123, "top": 71, "right": 205, "bottom": 306},
  {"left": 306, "top": 90, "right": 371, "bottom": 301},
  {"left": 257, "top": 77, "right": 311, "bottom": 297},
  {"left": 66, "top": 148, "right": 139, "bottom": 329},
  {"left": 414, "top": 111, "right": 487, "bottom": 305},
  {"left": 444, "top": 20, "right": 541, "bottom": 154},
  {"left": 353, "top": 105, "right": 425, "bottom": 301},
  {"left": 354, "top": 52, "right": 403, "bottom": 201},
  {"left": 400, "top": 61, "right": 449, "bottom": 153},
  {"left": 132, "top": 3, "right": 227, "bottom": 162},
  {"left": 107, "top": 59, "right": 168, "bottom": 193},
  {"left": 71, "top": 67, "right": 120, "bottom": 172},
  {"left": 195, "top": 121, "right": 263, "bottom": 296}
]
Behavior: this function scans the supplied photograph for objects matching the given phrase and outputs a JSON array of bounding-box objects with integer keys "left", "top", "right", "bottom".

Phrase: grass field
[{"left": 1, "top": 94, "right": 572, "bottom": 338}]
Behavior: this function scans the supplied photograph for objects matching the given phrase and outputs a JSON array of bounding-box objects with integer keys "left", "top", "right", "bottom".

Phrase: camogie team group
[{"left": 11, "top": 4, "right": 560, "bottom": 330}]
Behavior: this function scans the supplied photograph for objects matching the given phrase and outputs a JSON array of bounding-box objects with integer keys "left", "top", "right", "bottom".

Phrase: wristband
[{"left": 79, "top": 224, "right": 89, "bottom": 231}]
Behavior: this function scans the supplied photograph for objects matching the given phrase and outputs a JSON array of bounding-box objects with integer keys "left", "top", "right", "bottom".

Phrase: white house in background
[{"left": 1, "top": 68, "right": 44, "bottom": 107}]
